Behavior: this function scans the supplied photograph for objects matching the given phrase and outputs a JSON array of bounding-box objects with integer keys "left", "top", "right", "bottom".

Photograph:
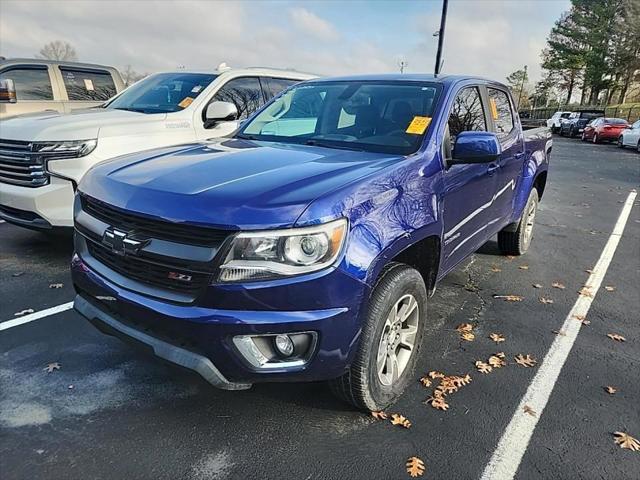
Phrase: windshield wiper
[
  {"left": 235, "top": 133, "right": 258, "bottom": 140},
  {"left": 304, "top": 139, "right": 364, "bottom": 151},
  {"left": 111, "top": 107, "right": 148, "bottom": 114}
]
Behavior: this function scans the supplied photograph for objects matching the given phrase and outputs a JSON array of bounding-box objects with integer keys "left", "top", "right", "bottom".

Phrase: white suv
[
  {"left": 546, "top": 111, "right": 572, "bottom": 134},
  {"left": 617, "top": 119, "right": 640, "bottom": 152},
  {"left": 0, "top": 66, "right": 315, "bottom": 230}
]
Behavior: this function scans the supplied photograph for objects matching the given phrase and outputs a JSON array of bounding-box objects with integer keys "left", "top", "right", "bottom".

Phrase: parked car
[
  {"left": 617, "top": 119, "right": 640, "bottom": 151},
  {"left": 546, "top": 111, "right": 572, "bottom": 133},
  {"left": 71, "top": 74, "right": 552, "bottom": 410},
  {"left": 559, "top": 109, "right": 605, "bottom": 137},
  {"left": 0, "top": 58, "right": 124, "bottom": 119},
  {"left": 581, "top": 117, "right": 629, "bottom": 143},
  {"left": 0, "top": 66, "right": 315, "bottom": 230}
]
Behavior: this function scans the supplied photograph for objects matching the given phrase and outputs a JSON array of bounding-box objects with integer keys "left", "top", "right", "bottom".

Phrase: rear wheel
[
  {"left": 498, "top": 189, "right": 538, "bottom": 256},
  {"left": 569, "top": 126, "right": 576, "bottom": 137},
  {"left": 329, "top": 264, "right": 426, "bottom": 411},
  {"left": 617, "top": 136, "right": 625, "bottom": 148}
]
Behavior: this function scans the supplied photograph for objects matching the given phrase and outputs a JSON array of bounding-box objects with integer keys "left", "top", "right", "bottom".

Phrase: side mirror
[
  {"left": 0, "top": 78, "right": 17, "bottom": 103},
  {"left": 204, "top": 101, "right": 238, "bottom": 127},
  {"left": 452, "top": 131, "right": 501, "bottom": 164}
]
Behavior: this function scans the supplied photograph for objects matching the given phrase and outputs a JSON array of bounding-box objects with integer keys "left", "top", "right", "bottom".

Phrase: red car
[{"left": 581, "top": 117, "right": 629, "bottom": 143}]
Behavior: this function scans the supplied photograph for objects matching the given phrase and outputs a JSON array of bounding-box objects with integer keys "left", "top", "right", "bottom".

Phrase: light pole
[
  {"left": 434, "top": 0, "right": 449, "bottom": 75},
  {"left": 517, "top": 65, "right": 528, "bottom": 110}
]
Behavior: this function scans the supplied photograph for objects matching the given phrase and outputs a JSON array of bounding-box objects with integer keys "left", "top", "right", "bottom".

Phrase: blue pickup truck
[{"left": 72, "top": 74, "right": 551, "bottom": 410}]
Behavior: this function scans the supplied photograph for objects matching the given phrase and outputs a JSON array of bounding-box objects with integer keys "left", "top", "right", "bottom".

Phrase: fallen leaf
[
  {"left": 460, "top": 332, "right": 475, "bottom": 342},
  {"left": 406, "top": 456, "right": 426, "bottom": 477},
  {"left": 613, "top": 432, "right": 640, "bottom": 451},
  {"left": 552, "top": 329, "right": 567, "bottom": 336},
  {"left": 475, "top": 361, "right": 493, "bottom": 374},
  {"left": 68, "top": 385, "right": 74, "bottom": 390},
  {"left": 578, "top": 286, "right": 594, "bottom": 298},
  {"left": 371, "top": 411, "right": 388, "bottom": 420},
  {"left": 490, "top": 266, "right": 502, "bottom": 273},
  {"left": 14, "top": 308, "right": 35, "bottom": 317},
  {"left": 12, "top": 271, "right": 25, "bottom": 277},
  {"left": 604, "top": 286, "right": 615, "bottom": 292},
  {"left": 488, "top": 355, "right": 506, "bottom": 368},
  {"left": 532, "top": 283, "right": 543, "bottom": 289},
  {"left": 495, "top": 352, "right": 506, "bottom": 358},
  {"left": 426, "top": 395, "right": 449, "bottom": 411},
  {"left": 506, "top": 255, "right": 516, "bottom": 260},
  {"left": 607, "top": 333, "right": 626, "bottom": 342},
  {"left": 428, "top": 371, "right": 444, "bottom": 379},
  {"left": 489, "top": 333, "right": 505, "bottom": 343},
  {"left": 523, "top": 405, "right": 537, "bottom": 417},
  {"left": 493, "top": 294, "right": 524, "bottom": 302},
  {"left": 43, "top": 362, "right": 61, "bottom": 373},
  {"left": 419, "top": 376, "right": 432, "bottom": 387},
  {"left": 585, "top": 269, "right": 594, "bottom": 274},
  {"left": 49, "top": 283, "right": 64, "bottom": 289},
  {"left": 390, "top": 413, "right": 411, "bottom": 428},
  {"left": 539, "top": 296, "right": 554, "bottom": 304},
  {"left": 514, "top": 354, "right": 537, "bottom": 367},
  {"left": 455, "top": 323, "right": 474, "bottom": 333},
  {"left": 551, "top": 282, "right": 566, "bottom": 290},
  {"left": 518, "top": 265, "right": 529, "bottom": 270},
  {"left": 604, "top": 386, "right": 617, "bottom": 395},
  {"left": 572, "top": 314, "right": 591, "bottom": 325}
]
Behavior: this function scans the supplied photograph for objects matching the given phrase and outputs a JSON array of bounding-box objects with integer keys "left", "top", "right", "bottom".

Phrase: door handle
[{"left": 487, "top": 164, "right": 499, "bottom": 175}]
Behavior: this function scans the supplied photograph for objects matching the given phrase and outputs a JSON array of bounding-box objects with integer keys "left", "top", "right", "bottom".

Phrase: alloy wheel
[
  {"left": 376, "top": 294, "right": 419, "bottom": 386},
  {"left": 522, "top": 199, "right": 537, "bottom": 249}
]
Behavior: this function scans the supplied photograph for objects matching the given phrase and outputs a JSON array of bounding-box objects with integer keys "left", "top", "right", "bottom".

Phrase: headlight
[
  {"left": 35, "top": 139, "right": 98, "bottom": 159},
  {"left": 218, "top": 218, "right": 347, "bottom": 282}
]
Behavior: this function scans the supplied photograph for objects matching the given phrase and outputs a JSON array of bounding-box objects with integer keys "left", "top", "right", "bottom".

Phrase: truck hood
[
  {"left": 80, "top": 139, "right": 403, "bottom": 229},
  {"left": 0, "top": 109, "right": 166, "bottom": 142}
]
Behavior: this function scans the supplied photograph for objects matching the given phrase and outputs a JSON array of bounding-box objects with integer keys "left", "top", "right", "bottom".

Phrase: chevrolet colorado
[{"left": 72, "top": 74, "right": 551, "bottom": 410}]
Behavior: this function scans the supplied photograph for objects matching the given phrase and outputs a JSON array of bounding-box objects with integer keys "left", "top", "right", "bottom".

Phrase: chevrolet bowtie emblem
[{"left": 102, "top": 228, "right": 149, "bottom": 256}]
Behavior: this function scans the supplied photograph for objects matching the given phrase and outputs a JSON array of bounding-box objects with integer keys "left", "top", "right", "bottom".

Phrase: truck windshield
[
  {"left": 105, "top": 72, "right": 217, "bottom": 114},
  {"left": 238, "top": 81, "right": 441, "bottom": 155}
]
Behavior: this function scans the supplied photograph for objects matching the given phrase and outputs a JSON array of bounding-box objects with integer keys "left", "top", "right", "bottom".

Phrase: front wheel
[
  {"left": 329, "top": 264, "right": 427, "bottom": 411},
  {"left": 498, "top": 189, "right": 539, "bottom": 256}
]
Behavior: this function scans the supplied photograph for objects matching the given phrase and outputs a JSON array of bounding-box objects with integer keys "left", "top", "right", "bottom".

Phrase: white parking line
[
  {"left": 0, "top": 302, "right": 74, "bottom": 331},
  {"left": 480, "top": 190, "right": 637, "bottom": 480}
]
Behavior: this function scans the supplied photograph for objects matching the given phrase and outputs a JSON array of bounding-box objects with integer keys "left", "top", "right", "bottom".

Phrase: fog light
[{"left": 274, "top": 334, "right": 294, "bottom": 357}]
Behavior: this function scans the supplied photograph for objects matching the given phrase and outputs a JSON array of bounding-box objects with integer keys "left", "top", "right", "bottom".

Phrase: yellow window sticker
[
  {"left": 489, "top": 98, "right": 499, "bottom": 120},
  {"left": 178, "top": 97, "right": 194, "bottom": 109},
  {"left": 83, "top": 79, "right": 95, "bottom": 91},
  {"left": 406, "top": 116, "right": 432, "bottom": 135}
]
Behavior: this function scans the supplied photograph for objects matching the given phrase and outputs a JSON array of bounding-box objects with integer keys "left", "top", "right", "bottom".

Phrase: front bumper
[
  {"left": 0, "top": 176, "right": 75, "bottom": 228},
  {"left": 72, "top": 254, "right": 367, "bottom": 385}
]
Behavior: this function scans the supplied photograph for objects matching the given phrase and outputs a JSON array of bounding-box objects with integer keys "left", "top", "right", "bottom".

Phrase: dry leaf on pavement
[
  {"left": 488, "top": 355, "right": 506, "bottom": 368},
  {"left": 585, "top": 269, "right": 594, "bottom": 274},
  {"left": 607, "top": 333, "right": 626, "bottom": 342},
  {"left": 460, "top": 332, "right": 475, "bottom": 341},
  {"left": 49, "top": 283, "right": 64, "bottom": 289},
  {"left": 579, "top": 286, "right": 594, "bottom": 298},
  {"left": 523, "top": 405, "right": 537, "bottom": 417},
  {"left": 551, "top": 282, "right": 566, "bottom": 290},
  {"left": 456, "top": 323, "right": 473, "bottom": 333},
  {"left": 613, "top": 432, "right": 640, "bottom": 451},
  {"left": 552, "top": 329, "right": 567, "bottom": 336},
  {"left": 406, "top": 457, "right": 426, "bottom": 477},
  {"left": 371, "top": 411, "right": 387, "bottom": 420},
  {"left": 493, "top": 294, "right": 524, "bottom": 302},
  {"left": 14, "top": 308, "right": 35, "bottom": 317},
  {"left": 490, "top": 266, "right": 502, "bottom": 273},
  {"left": 428, "top": 371, "right": 445, "bottom": 379},
  {"left": 539, "top": 297, "right": 554, "bottom": 304},
  {"left": 532, "top": 283, "right": 543, "bottom": 289},
  {"left": 426, "top": 395, "right": 449, "bottom": 411},
  {"left": 515, "top": 354, "right": 537, "bottom": 367},
  {"left": 490, "top": 333, "right": 506, "bottom": 343},
  {"left": 573, "top": 314, "right": 591, "bottom": 325},
  {"left": 390, "top": 414, "right": 411, "bottom": 428},
  {"left": 43, "top": 362, "right": 61, "bottom": 373},
  {"left": 604, "top": 386, "right": 617, "bottom": 395},
  {"left": 518, "top": 265, "right": 529, "bottom": 270},
  {"left": 419, "top": 376, "right": 432, "bottom": 387},
  {"left": 604, "top": 286, "right": 615, "bottom": 292},
  {"left": 475, "top": 361, "right": 493, "bottom": 374}
]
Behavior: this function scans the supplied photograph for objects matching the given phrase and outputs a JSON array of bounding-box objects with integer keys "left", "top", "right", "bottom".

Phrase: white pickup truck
[{"left": 0, "top": 66, "right": 314, "bottom": 230}]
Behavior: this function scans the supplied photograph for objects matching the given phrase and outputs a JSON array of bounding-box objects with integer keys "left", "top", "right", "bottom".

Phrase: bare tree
[
  {"left": 37, "top": 41, "right": 78, "bottom": 61},
  {"left": 120, "top": 65, "right": 147, "bottom": 86}
]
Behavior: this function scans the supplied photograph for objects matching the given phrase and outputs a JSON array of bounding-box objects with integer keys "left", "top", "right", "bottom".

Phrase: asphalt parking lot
[{"left": 1, "top": 136, "right": 638, "bottom": 480}]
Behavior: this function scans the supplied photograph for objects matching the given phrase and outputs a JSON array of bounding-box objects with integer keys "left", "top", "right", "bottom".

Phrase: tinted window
[
  {"left": 213, "top": 77, "right": 263, "bottom": 120},
  {"left": 560, "top": 113, "right": 571, "bottom": 118},
  {"left": 60, "top": 68, "right": 116, "bottom": 101},
  {"left": 448, "top": 87, "right": 487, "bottom": 142},
  {"left": 106, "top": 72, "right": 216, "bottom": 114},
  {"left": 487, "top": 88, "right": 514, "bottom": 136},
  {"left": 0, "top": 67, "right": 53, "bottom": 100},
  {"left": 263, "top": 77, "right": 299, "bottom": 100},
  {"left": 241, "top": 81, "right": 441, "bottom": 155}
]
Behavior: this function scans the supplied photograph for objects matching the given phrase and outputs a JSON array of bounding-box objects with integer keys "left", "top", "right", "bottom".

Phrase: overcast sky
[{"left": 0, "top": 0, "right": 570, "bottom": 83}]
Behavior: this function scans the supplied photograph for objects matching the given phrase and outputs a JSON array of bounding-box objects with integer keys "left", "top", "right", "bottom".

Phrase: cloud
[{"left": 289, "top": 7, "right": 340, "bottom": 42}]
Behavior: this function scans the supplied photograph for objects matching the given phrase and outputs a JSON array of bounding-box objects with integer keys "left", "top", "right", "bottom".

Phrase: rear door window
[
  {"left": 60, "top": 68, "right": 117, "bottom": 101},
  {"left": 487, "top": 88, "right": 515, "bottom": 137},
  {"left": 0, "top": 66, "right": 54, "bottom": 100},
  {"left": 263, "top": 77, "right": 299, "bottom": 100},
  {"left": 213, "top": 77, "right": 263, "bottom": 120}
]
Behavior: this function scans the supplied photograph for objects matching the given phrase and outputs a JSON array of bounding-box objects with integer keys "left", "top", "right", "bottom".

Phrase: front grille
[
  {"left": 86, "top": 240, "right": 211, "bottom": 294},
  {"left": 80, "top": 194, "right": 231, "bottom": 247},
  {"left": 0, "top": 139, "right": 48, "bottom": 187}
]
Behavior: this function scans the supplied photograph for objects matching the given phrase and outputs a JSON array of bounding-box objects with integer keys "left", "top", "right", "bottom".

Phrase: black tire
[
  {"left": 551, "top": 126, "right": 558, "bottom": 134},
  {"left": 617, "top": 136, "right": 625, "bottom": 148},
  {"left": 637, "top": 140, "right": 640, "bottom": 153},
  {"left": 329, "top": 263, "right": 427, "bottom": 411},
  {"left": 497, "top": 189, "right": 539, "bottom": 256},
  {"left": 569, "top": 126, "right": 576, "bottom": 138}
]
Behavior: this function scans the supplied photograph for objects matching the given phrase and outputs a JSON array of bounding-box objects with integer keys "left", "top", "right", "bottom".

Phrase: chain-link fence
[{"left": 525, "top": 104, "right": 640, "bottom": 123}]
